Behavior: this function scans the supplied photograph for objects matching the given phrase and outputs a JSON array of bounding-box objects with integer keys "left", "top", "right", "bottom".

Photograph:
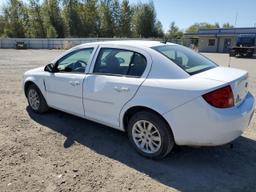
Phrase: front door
[
  {"left": 83, "top": 47, "right": 149, "bottom": 128},
  {"left": 45, "top": 48, "right": 95, "bottom": 116}
]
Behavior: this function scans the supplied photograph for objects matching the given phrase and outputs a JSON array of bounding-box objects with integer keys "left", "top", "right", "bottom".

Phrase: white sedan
[{"left": 23, "top": 41, "right": 255, "bottom": 159}]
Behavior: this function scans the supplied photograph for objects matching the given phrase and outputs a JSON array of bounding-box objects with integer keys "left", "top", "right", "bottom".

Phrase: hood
[{"left": 24, "top": 66, "right": 45, "bottom": 76}]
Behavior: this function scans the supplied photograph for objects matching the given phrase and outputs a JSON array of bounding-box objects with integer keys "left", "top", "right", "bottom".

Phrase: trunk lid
[{"left": 193, "top": 67, "right": 249, "bottom": 105}]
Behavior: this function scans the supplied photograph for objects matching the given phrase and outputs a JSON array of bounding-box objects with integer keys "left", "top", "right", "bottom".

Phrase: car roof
[{"left": 75, "top": 40, "right": 176, "bottom": 49}]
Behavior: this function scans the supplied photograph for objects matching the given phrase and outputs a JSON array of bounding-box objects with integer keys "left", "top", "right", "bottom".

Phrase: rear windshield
[{"left": 152, "top": 45, "right": 217, "bottom": 75}]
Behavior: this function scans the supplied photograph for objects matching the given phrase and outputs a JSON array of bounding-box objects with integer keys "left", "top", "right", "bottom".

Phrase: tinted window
[
  {"left": 56, "top": 48, "right": 93, "bottom": 73},
  {"left": 93, "top": 48, "right": 147, "bottom": 77},
  {"left": 152, "top": 45, "right": 217, "bottom": 75},
  {"left": 128, "top": 53, "right": 147, "bottom": 76}
]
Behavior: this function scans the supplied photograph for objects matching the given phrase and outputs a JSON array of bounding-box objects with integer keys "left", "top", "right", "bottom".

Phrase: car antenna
[{"left": 161, "top": 37, "right": 168, "bottom": 44}]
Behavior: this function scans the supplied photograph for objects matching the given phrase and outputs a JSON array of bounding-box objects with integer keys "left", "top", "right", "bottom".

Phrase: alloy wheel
[
  {"left": 28, "top": 88, "right": 40, "bottom": 110},
  {"left": 132, "top": 120, "right": 162, "bottom": 154}
]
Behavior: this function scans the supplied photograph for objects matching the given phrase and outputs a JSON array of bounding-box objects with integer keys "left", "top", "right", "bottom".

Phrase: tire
[
  {"left": 229, "top": 52, "right": 235, "bottom": 57},
  {"left": 127, "top": 111, "right": 174, "bottom": 159},
  {"left": 26, "top": 84, "right": 49, "bottom": 113},
  {"left": 229, "top": 51, "right": 235, "bottom": 57},
  {"left": 246, "top": 53, "right": 253, "bottom": 58}
]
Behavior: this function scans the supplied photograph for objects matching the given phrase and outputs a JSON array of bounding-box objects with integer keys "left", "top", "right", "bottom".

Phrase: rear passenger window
[
  {"left": 127, "top": 53, "right": 147, "bottom": 77},
  {"left": 93, "top": 48, "right": 147, "bottom": 77}
]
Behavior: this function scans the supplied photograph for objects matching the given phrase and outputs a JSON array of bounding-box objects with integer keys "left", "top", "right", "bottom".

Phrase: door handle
[
  {"left": 114, "top": 86, "right": 130, "bottom": 92},
  {"left": 74, "top": 81, "right": 80, "bottom": 86},
  {"left": 69, "top": 81, "right": 75, "bottom": 86},
  {"left": 69, "top": 81, "right": 80, "bottom": 86}
]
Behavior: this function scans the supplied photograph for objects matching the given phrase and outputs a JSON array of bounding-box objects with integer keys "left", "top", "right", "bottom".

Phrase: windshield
[{"left": 152, "top": 45, "right": 217, "bottom": 75}]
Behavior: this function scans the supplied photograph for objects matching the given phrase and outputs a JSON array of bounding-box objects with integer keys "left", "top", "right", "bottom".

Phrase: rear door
[{"left": 83, "top": 45, "right": 152, "bottom": 128}]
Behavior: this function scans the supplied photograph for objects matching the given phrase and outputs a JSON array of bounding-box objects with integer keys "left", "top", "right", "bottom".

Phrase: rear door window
[{"left": 93, "top": 48, "right": 147, "bottom": 77}]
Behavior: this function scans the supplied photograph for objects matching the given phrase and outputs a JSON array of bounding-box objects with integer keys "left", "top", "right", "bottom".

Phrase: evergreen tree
[
  {"left": 98, "top": 0, "right": 114, "bottom": 37},
  {"left": 120, "top": 0, "right": 132, "bottom": 37},
  {"left": 0, "top": 0, "right": 181, "bottom": 39},
  {"left": 0, "top": 16, "right": 5, "bottom": 36},
  {"left": 3, "top": 0, "right": 27, "bottom": 37},
  {"left": 132, "top": 1, "right": 156, "bottom": 38},
  {"left": 63, "top": 0, "right": 82, "bottom": 37},
  {"left": 111, "top": 0, "right": 121, "bottom": 37},
  {"left": 154, "top": 20, "right": 164, "bottom": 38},
  {"left": 167, "top": 21, "right": 183, "bottom": 39},
  {"left": 27, "top": 0, "right": 46, "bottom": 37},
  {"left": 223, "top": 22, "right": 234, "bottom": 28},
  {"left": 76, "top": 0, "right": 99, "bottom": 37},
  {"left": 43, "top": 0, "right": 64, "bottom": 37},
  {"left": 46, "top": 24, "right": 58, "bottom": 37}
]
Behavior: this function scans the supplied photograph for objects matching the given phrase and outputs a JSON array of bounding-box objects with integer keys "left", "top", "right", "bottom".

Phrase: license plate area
[{"left": 233, "top": 75, "right": 249, "bottom": 105}]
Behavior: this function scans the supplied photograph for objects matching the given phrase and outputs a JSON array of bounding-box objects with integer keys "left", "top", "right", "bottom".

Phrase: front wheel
[
  {"left": 27, "top": 84, "right": 49, "bottom": 113},
  {"left": 127, "top": 111, "right": 174, "bottom": 159}
]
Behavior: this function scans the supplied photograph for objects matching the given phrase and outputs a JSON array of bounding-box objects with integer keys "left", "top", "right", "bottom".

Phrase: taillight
[{"left": 202, "top": 85, "right": 234, "bottom": 108}]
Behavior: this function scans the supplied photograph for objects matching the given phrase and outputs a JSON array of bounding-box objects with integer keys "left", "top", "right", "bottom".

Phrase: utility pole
[
  {"left": 228, "top": 12, "right": 238, "bottom": 67},
  {"left": 234, "top": 13, "right": 238, "bottom": 27}
]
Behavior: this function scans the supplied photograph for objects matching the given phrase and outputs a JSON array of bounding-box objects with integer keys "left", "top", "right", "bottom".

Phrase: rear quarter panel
[{"left": 120, "top": 77, "right": 225, "bottom": 130}]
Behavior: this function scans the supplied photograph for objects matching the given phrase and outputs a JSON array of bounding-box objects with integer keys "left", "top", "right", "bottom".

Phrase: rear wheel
[
  {"left": 127, "top": 111, "right": 174, "bottom": 159},
  {"left": 27, "top": 84, "right": 49, "bottom": 113}
]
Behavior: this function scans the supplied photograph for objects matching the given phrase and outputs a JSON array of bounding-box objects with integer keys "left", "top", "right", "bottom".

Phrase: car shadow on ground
[{"left": 27, "top": 107, "right": 256, "bottom": 191}]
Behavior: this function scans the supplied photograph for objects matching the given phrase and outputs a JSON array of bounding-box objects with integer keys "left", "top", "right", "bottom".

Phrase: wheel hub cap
[
  {"left": 132, "top": 120, "right": 161, "bottom": 154},
  {"left": 28, "top": 89, "right": 40, "bottom": 110}
]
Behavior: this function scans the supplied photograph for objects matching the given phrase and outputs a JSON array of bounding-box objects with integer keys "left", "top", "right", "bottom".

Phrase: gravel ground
[{"left": 0, "top": 49, "right": 255, "bottom": 192}]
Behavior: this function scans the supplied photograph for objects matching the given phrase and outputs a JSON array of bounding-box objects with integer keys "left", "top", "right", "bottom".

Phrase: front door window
[{"left": 56, "top": 48, "right": 94, "bottom": 73}]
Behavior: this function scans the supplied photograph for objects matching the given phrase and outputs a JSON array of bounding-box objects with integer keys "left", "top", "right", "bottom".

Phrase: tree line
[{"left": 0, "top": 0, "right": 234, "bottom": 39}]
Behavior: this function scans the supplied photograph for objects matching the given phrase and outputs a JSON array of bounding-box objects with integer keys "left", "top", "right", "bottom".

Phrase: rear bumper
[{"left": 164, "top": 92, "right": 255, "bottom": 146}]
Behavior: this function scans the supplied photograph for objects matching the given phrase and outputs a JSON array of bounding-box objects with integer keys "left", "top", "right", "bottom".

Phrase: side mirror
[{"left": 44, "top": 63, "right": 55, "bottom": 73}]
